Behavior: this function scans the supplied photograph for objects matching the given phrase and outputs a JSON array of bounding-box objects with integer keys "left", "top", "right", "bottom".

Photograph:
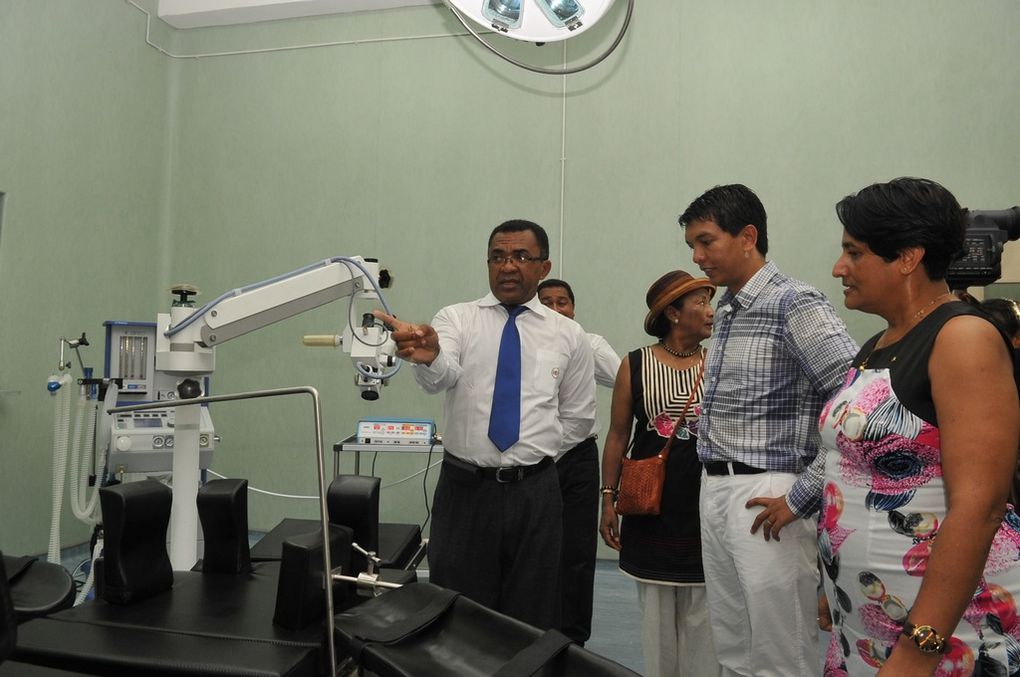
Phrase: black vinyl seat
[{"left": 334, "top": 582, "right": 641, "bottom": 677}]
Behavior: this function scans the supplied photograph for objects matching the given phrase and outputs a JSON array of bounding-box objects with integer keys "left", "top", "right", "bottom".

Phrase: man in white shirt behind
[
  {"left": 538, "top": 278, "right": 621, "bottom": 644},
  {"left": 376, "top": 220, "right": 595, "bottom": 629}
]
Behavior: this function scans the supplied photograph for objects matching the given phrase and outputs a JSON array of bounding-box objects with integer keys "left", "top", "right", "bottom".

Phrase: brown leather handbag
[{"left": 615, "top": 360, "right": 704, "bottom": 516}]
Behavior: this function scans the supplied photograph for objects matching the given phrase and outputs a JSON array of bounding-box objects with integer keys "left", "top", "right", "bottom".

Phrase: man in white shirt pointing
[{"left": 376, "top": 220, "right": 596, "bottom": 629}]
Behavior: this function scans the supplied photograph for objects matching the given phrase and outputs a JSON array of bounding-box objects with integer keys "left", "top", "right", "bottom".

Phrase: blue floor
[{"left": 588, "top": 559, "right": 644, "bottom": 674}]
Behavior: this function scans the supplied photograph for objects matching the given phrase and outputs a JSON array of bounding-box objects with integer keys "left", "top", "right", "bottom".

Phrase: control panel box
[
  {"left": 109, "top": 407, "right": 215, "bottom": 474},
  {"left": 356, "top": 418, "right": 435, "bottom": 446}
]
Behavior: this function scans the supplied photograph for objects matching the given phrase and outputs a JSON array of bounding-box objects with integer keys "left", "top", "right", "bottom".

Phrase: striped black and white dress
[{"left": 619, "top": 346, "right": 706, "bottom": 584}]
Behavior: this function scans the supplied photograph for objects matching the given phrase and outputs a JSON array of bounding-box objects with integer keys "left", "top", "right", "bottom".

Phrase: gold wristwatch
[{"left": 901, "top": 621, "right": 946, "bottom": 654}]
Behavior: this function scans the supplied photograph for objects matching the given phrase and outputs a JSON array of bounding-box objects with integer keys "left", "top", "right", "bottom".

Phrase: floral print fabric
[{"left": 818, "top": 366, "right": 1020, "bottom": 676}]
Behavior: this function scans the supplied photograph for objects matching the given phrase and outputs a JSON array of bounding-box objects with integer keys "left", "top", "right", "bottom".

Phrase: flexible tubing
[
  {"left": 74, "top": 540, "right": 104, "bottom": 606},
  {"left": 67, "top": 390, "right": 89, "bottom": 522},
  {"left": 47, "top": 374, "right": 73, "bottom": 563},
  {"left": 70, "top": 395, "right": 100, "bottom": 524}
]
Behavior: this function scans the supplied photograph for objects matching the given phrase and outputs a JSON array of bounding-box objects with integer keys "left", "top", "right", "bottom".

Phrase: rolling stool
[
  {"left": 3, "top": 556, "right": 74, "bottom": 623},
  {"left": 1, "top": 554, "right": 93, "bottom": 676}
]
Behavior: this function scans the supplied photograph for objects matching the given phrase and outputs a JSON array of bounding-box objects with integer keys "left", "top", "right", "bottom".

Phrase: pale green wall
[
  {"left": 1, "top": 0, "right": 1018, "bottom": 557},
  {"left": 0, "top": 0, "right": 171, "bottom": 554}
]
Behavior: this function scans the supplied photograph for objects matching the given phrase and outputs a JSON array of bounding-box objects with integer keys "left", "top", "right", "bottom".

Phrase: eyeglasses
[{"left": 487, "top": 253, "right": 547, "bottom": 266}]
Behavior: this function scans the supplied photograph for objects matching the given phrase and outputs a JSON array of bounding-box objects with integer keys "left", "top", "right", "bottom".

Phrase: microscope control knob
[{"left": 115, "top": 436, "right": 132, "bottom": 452}]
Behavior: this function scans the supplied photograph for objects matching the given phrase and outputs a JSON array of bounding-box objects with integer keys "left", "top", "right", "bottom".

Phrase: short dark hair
[
  {"left": 835, "top": 177, "right": 965, "bottom": 280},
  {"left": 488, "top": 219, "right": 550, "bottom": 260},
  {"left": 980, "top": 298, "right": 1020, "bottom": 340},
  {"left": 534, "top": 279, "right": 575, "bottom": 301},
  {"left": 678, "top": 184, "right": 768, "bottom": 256},
  {"left": 534, "top": 277, "right": 575, "bottom": 303}
]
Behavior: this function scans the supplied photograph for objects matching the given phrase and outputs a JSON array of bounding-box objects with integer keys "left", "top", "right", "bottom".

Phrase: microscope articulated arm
[{"left": 155, "top": 256, "right": 398, "bottom": 399}]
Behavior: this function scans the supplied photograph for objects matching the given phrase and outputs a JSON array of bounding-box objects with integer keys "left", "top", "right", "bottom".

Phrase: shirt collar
[
  {"left": 477, "top": 292, "right": 546, "bottom": 315},
  {"left": 717, "top": 260, "right": 778, "bottom": 311}
]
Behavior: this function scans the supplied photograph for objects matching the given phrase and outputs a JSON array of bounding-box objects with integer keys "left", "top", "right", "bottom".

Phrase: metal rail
[{"left": 108, "top": 385, "right": 339, "bottom": 676}]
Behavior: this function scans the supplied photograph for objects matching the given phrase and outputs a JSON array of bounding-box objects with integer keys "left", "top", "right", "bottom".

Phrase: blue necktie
[{"left": 488, "top": 305, "right": 525, "bottom": 452}]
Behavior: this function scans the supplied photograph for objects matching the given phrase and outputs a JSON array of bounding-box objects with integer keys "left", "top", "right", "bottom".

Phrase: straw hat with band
[{"left": 643, "top": 270, "right": 716, "bottom": 337}]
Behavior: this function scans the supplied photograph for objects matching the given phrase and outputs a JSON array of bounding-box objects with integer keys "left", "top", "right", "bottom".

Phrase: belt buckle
[{"left": 495, "top": 466, "right": 523, "bottom": 483}]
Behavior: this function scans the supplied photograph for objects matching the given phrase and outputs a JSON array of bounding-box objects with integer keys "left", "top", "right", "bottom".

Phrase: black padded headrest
[
  {"left": 327, "top": 475, "right": 380, "bottom": 556},
  {"left": 99, "top": 480, "right": 173, "bottom": 604},
  {"left": 197, "top": 478, "right": 252, "bottom": 574}
]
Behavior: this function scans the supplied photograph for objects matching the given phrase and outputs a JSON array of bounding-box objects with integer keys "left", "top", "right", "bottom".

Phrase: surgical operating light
[{"left": 444, "top": 0, "right": 634, "bottom": 75}]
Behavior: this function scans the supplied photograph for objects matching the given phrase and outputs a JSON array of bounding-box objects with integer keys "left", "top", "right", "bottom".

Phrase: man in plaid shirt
[{"left": 679, "top": 184, "right": 858, "bottom": 677}]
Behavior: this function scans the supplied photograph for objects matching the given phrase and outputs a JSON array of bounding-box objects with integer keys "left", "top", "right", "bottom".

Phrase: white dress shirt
[
  {"left": 555, "top": 332, "right": 621, "bottom": 455},
  {"left": 414, "top": 293, "right": 596, "bottom": 467},
  {"left": 589, "top": 333, "right": 621, "bottom": 390}
]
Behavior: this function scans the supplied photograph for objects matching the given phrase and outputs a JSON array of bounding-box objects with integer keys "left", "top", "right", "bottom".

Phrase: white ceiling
[{"left": 157, "top": 0, "right": 440, "bottom": 29}]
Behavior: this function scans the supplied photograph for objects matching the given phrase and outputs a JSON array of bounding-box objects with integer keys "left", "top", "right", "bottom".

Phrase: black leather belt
[
  {"left": 443, "top": 454, "right": 553, "bottom": 483},
  {"left": 704, "top": 461, "right": 767, "bottom": 476}
]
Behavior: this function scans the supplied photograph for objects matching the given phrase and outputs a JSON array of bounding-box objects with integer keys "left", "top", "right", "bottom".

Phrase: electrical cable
[
  {"left": 420, "top": 443, "right": 436, "bottom": 532},
  {"left": 445, "top": 0, "right": 634, "bottom": 76},
  {"left": 206, "top": 469, "right": 318, "bottom": 500},
  {"left": 206, "top": 460, "right": 443, "bottom": 497}
]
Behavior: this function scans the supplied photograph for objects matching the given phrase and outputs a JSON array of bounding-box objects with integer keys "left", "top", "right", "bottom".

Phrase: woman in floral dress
[{"left": 819, "top": 177, "right": 1020, "bottom": 676}]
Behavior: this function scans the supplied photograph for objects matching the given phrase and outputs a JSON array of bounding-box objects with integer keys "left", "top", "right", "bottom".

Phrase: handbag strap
[{"left": 657, "top": 350, "right": 706, "bottom": 461}]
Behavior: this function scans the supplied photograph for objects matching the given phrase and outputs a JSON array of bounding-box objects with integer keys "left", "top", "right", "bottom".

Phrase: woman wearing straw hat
[{"left": 600, "top": 270, "right": 721, "bottom": 677}]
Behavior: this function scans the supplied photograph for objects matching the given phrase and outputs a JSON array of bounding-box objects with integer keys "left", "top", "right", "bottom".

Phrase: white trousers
[
  {"left": 699, "top": 471, "right": 819, "bottom": 677},
  {"left": 636, "top": 582, "right": 721, "bottom": 677}
]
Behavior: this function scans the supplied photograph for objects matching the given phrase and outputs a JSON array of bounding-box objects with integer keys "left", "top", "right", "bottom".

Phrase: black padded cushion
[
  {"left": 13, "top": 617, "right": 317, "bottom": 677},
  {"left": 273, "top": 525, "right": 352, "bottom": 631},
  {"left": 333, "top": 583, "right": 640, "bottom": 677},
  {"left": 252, "top": 519, "right": 421, "bottom": 570},
  {"left": 326, "top": 475, "right": 380, "bottom": 575},
  {"left": 197, "top": 478, "right": 252, "bottom": 574},
  {"left": 250, "top": 518, "right": 316, "bottom": 562},
  {"left": 99, "top": 480, "right": 173, "bottom": 604},
  {"left": 376, "top": 524, "right": 421, "bottom": 570}
]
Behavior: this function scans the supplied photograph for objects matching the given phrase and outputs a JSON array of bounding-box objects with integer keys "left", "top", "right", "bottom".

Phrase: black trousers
[
  {"left": 555, "top": 437, "right": 599, "bottom": 644},
  {"left": 428, "top": 455, "right": 563, "bottom": 630}
]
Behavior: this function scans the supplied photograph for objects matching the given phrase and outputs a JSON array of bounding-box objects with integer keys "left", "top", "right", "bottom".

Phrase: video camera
[{"left": 946, "top": 207, "right": 1020, "bottom": 289}]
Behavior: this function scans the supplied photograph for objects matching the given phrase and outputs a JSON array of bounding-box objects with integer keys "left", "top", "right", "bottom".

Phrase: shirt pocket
[{"left": 533, "top": 348, "right": 569, "bottom": 399}]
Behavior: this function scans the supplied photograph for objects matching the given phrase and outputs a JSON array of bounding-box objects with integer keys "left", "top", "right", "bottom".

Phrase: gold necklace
[{"left": 858, "top": 292, "right": 953, "bottom": 370}]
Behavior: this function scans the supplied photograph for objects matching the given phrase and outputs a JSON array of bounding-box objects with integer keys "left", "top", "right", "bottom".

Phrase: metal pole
[{"left": 108, "top": 385, "right": 340, "bottom": 677}]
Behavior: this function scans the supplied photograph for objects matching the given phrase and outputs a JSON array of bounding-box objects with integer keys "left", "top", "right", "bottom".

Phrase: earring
[
  {"left": 672, "top": 319, "right": 679, "bottom": 324},
  {"left": 744, "top": 250, "right": 750, "bottom": 259}
]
